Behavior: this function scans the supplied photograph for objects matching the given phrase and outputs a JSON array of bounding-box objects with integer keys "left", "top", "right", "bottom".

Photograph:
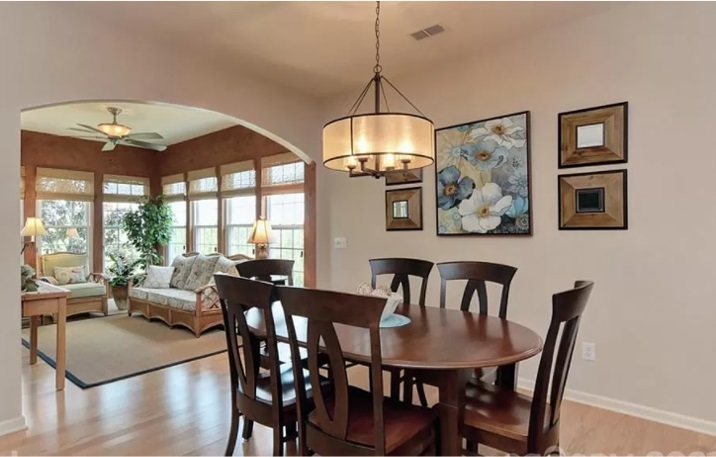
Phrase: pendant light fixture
[{"left": 322, "top": 1, "right": 435, "bottom": 178}]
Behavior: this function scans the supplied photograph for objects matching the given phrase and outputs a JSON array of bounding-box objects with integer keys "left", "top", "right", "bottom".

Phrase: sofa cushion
[
  {"left": 214, "top": 256, "right": 240, "bottom": 276},
  {"left": 170, "top": 255, "right": 197, "bottom": 289},
  {"left": 144, "top": 266, "right": 175, "bottom": 289},
  {"left": 54, "top": 266, "right": 88, "bottom": 285},
  {"left": 63, "top": 282, "right": 106, "bottom": 300},
  {"left": 146, "top": 289, "right": 197, "bottom": 312},
  {"left": 129, "top": 286, "right": 150, "bottom": 301},
  {"left": 183, "top": 254, "right": 221, "bottom": 291}
]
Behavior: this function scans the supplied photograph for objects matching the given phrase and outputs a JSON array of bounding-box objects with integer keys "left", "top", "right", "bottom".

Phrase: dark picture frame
[
  {"left": 434, "top": 111, "right": 532, "bottom": 236},
  {"left": 385, "top": 186, "right": 423, "bottom": 231},
  {"left": 385, "top": 168, "right": 423, "bottom": 186},
  {"left": 558, "top": 169, "right": 628, "bottom": 230},
  {"left": 558, "top": 102, "right": 628, "bottom": 168}
]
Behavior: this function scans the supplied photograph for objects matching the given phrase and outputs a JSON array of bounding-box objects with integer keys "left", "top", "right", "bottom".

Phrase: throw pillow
[
  {"left": 183, "top": 254, "right": 221, "bottom": 291},
  {"left": 170, "top": 255, "right": 198, "bottom": 289},
  {"left": 206, "top": 256, "right": 240, "bottom": 286},
  {"left": 54, "top": 266, "right": 87, "bottom": 285},
  {"left": 143, "top": 266, "right": 175, "bottom": 289}
]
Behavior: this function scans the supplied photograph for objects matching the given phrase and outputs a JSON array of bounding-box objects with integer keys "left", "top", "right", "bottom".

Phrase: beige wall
[
  {"left": 320, "top": 3, "right": 716, "bottom": 425},
  {"left": 0, "top": 3, "right": 324, "bottom": 435}
]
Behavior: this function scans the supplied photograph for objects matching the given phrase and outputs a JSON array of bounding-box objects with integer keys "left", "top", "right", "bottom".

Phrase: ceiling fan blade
[
  {"left": 126, "top": 132, "right": 163, "bottom": 140},
  {"left": 120, "top": 138, "right": 167, "bottom": 152},
  {"left": 77, "top": 123, "right": 108, "bottom": 135},
  {"left": 67, "top": 135, "right": 106, "bottom": 140},
  {"left": 68, "top": 126, "right": 103, "bottom": 135},
  {"left": 102, "top": 140, "right": 117, "bottom": 152}
]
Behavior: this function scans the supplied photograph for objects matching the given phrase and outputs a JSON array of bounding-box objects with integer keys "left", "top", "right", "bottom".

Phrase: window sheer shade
[
  {"left": 103, "top": 174, "right": 149, "bottom": 202},
  {"left": 162, "top": 174, "right": 186, "bottom": 202},
  {"left": 36, "top": 168, "right": 95, "bottom": 202},
  {"left": 261, "top": 153, "right": 304, "bottom": 188},
  {"left": 220, "top": 160, "right": 256, "bottom": 197},
  {"left": 188, "top": 167, "right": 218, "bottom": 200}
]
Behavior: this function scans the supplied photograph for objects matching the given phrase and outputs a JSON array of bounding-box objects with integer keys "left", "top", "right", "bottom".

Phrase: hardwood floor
[{"left": 1, "top": 346, "right": 715, "bottom": 456}]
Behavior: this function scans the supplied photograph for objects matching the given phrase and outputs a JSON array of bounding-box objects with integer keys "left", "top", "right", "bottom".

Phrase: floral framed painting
[{"left": 435, "top": 111, "right": 532, "bottom": 236}]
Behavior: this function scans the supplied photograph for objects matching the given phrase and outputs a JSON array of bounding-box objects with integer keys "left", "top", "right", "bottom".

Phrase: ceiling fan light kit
[
  {"left": 322, "top": 1, "right": 435, "bottom": 179},
  {"left": 67, "top": 106, "right": 167, "bottom": 152}
]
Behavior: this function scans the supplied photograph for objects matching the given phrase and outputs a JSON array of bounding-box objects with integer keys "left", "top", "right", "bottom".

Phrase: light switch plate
[{"left": 334, "top": 237, "right": 347, "bottom": 249}]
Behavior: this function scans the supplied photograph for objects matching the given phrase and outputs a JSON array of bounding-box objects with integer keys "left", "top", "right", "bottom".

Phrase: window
[
  {"left": 226, "top": 196, "right": 255, "bottom": 256},
  {"left": 193, "top": 199, "right": 218, "bottom": 254},
  {"left": 261, "top": 153, "right": 305, "bottom": 285},
  {"left": 221, "top": 160, "right": 256, "bottom": 257},
  {"left": 35, "top": 168, "right": 94, "bottom": 258},
  {"left": 102, "top": 175, "right": 149, "bottom": 272},
  {"left": 188, "top": 168, "right": 219, "bottom": 255},
  {"left": 162, "top": 174, "right": 187, "bottom": 264},
  {"left": 38, "top": 200, "right": 91, "bottom": 255},
  {"left": 267, "top": 193, "right": 305, "bottom": 285},
  {"left": 103, "top": 201, "right": 139, "bottom": 272}
]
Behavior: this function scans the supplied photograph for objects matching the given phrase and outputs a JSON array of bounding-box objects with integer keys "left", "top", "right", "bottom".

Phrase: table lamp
[
  {"left": 21, "top": 217, "right": 47, "bottom": 254},
  {"left": 247, "top": 218, "right": 272, "bottom": 259}
]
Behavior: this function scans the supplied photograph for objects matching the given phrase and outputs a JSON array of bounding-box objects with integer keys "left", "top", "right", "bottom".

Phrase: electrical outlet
[
  {"left": 581, "top": 342, "right": 596, "bottom": 362},
  {"left": 333, "top": 237, "right": 347, "bottom": 249}
]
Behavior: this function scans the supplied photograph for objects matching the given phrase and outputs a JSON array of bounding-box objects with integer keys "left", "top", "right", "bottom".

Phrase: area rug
[{"left": 21, "top": 315, "right": 227, "bottom": 389}]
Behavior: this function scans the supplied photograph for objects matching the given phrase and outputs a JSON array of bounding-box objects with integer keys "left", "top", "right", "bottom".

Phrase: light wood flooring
[{"left": 1, "top": 346, "right": 715, "bottom": 456}]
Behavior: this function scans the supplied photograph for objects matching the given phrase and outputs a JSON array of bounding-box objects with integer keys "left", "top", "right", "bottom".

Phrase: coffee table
[{"left": 21, "top": 281, "right": 70, "bottom": 390}]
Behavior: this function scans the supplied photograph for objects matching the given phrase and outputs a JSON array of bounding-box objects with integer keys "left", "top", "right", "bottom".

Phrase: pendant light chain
[{"left": 374, "top": 1, "right": 382, "bottom": 75}]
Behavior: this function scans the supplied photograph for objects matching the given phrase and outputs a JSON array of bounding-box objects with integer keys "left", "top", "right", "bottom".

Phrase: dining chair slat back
[
  {"left": 437, "top": 261, "right": 517, "bottom": 318},
  {"left": 277, "top": 286, "right": 388, "bottom": 455},
  {"left": 369, "top": 258, "right": 434, "bottom": 306},
  {"left": 530, "top": 280, "right": 594, "bottom": 445},
  {"left": 237, "top": 259, "right": 295, "bottom": 285},
  {"left": 214, "top": 274, "right": 291, "bottom": 456}
]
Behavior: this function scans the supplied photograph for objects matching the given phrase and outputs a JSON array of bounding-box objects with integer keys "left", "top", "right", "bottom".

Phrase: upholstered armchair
[{"left": 38, "top": 252, "right": 108, "bottom": 318}]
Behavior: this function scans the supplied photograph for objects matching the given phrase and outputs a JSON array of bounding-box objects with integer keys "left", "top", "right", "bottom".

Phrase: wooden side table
[{"left": 21, "top": 282, "right": 70, "bottom": 390}]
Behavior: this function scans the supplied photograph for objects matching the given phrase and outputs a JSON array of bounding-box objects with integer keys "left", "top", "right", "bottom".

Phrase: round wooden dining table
[{"left": 245, "top": 302, "right": 543, "bottom": 456}]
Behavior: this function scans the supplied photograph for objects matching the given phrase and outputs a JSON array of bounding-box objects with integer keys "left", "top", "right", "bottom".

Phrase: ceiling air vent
[{"left": 410, "top": 24, "right": 445, "bottom": 41}]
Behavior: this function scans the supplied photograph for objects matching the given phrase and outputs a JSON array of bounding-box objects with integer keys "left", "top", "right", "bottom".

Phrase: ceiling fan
[{"left": 67, "top": 107, "right": 167, "bottom": 152}]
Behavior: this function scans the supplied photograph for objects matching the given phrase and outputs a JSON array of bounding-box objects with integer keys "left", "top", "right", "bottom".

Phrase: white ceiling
[
  {"left": 21, "top": 101, "right": 238, "bottom": 146},
  {"left": 65, "top": 1, "right": 623, "bottom": 97}
]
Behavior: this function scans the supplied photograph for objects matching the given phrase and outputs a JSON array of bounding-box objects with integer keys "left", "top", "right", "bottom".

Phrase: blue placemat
[{"left": 380, "top": 313, "right": 411, "bottom": 328}]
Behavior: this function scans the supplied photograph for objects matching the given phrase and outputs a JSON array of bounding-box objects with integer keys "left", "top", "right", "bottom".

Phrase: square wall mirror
[
  {"left": 392, "top": 200, "right": 409, "bottom": 219},
  {"left": 576, "top": 123, "right": 605, "bottom": 148}
]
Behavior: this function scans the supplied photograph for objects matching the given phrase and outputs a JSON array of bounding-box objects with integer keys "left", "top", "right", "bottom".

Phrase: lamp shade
[
  {"left": 247, "top": 218, "right": 272, "bottom": 244},
  {"left": 98, "top": 122, "right": 131, "bottom": 137},
  {"left": 66, "top": 227, "right": 79, "bottom": 238},
  {"left": 21, "top": 217, "right": 47, "bottom": 237},
  {"left": 323, "top": 113, "right": 435, "bottom": 173}
]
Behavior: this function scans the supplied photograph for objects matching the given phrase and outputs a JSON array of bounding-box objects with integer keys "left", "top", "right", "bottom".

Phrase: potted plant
[
  {"left": 107, "top": 251, "right": 139, "bottom": 310},
  {"left": 122, "top": 196, "right": 173, "bottom": 270},
  {"left": 21, "top": 264, "right": 38, "bottom": 292}
]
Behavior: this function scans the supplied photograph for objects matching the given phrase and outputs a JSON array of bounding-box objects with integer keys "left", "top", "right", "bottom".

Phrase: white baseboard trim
[
  {"left": 518, "top": 379, "right": 716, "bottom": 437},
  {"left": 0, "top": 415, "right": 27, "bottom": 438}
]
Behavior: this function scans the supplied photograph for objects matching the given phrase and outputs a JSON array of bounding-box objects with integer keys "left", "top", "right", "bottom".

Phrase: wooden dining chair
[
  {"left": 277, "top": 286, "right": 438, "bottom": 456},
  {"left": 437, "top": 261, "right": 517, "bottom": 316},
  {"left": 237, "top": 259, "right": 295, "bottom": 285},
  {"left": 461, "top": 280, "right": 594, "bottom": 456},
  {"left": 369, "top": 257, "right": 434, "bottom": 406},
  {"left": 369, "top": 257, "right": 434, "bottom": 306},
  {"left": 215, "top": 274, "right": 306, "bottom": 456}
]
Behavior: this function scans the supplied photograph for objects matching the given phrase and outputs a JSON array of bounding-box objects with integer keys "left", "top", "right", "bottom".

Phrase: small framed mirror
[
  {"left": 575, "top": 187, "right": 605, "bottom": 213},
  {"left": 392, "top": 200, "right": 409, "bottom": 219},
  {"left": 576, "top": 123, "right": 605, "bottom": 149}
]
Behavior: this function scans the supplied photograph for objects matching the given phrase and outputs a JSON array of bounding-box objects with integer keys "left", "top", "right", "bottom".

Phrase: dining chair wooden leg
[
  {"left": 390, "top": 370, "right": 401, "bottom": 400},
  {"left": 285, "top": 422, "right": 297, "bottom": 440},
  {"left": 273, "top": 426, "right": 283, "bottom": 456},
  {"left": 416, "top": 382, "right": 429, "bottom": 407},
  {"left": 225, "top": 407, "right": 240, "bottom": 456},
  {"left": 403, "top": 375, "right": 415, "bottom": 404},
  {"left": 242, "top": 418, "right": 254, "bottom": 441}
]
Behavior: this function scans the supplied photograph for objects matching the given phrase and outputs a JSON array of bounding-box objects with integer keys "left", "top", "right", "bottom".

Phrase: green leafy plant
[
  {"left": 107, "top": 251, "right": 140, "bottom": 288},
  {"left": 122, "top": 196, "right": 173, "bottom": 270}
]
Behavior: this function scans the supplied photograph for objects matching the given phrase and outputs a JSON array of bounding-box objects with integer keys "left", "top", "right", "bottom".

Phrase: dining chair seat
[
  {"left": 239, "top": 364, "right": 312, "bottom": 406},
  {"left": 463, "top": 381, "right": 538, "bottom": 445},
  {"left": 308, "top": 386, "right": 437, "bottom": 455}
]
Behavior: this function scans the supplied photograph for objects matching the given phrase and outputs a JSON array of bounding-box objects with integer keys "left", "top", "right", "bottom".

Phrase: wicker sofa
[
  {"left": 128, "top": 252, "right": 250, "bottom": 337},
  {"left": 38, "top": 252, "right": 108, "bottom": 318}
]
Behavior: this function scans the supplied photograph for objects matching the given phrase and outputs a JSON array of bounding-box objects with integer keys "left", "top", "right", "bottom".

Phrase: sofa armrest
[
  {"left": 90, "top": 272, "right": 107, "bottom": 284},
  {"left": 195, "top": 283, "right": 221, "bottom": 312}
]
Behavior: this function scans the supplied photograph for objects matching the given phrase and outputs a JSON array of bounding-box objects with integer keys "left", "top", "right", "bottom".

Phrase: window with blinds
[
  {"left": 161, "top": 174, "right": 186, "bottom": 201},
  {"left": 220, "top": 160, "right": 256, "bottom": 196},
  {"left": 188, "top": 168, "right": 218, "bottom": 199},
  {"left": 103, "top": 174, "right": 149, "bottom": 201},
  {"left": 36, "top": 168, "right": 95, "bottom": 201},
  {"left": 261, "top": 153, "right": 304, "bottom": 188}
]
